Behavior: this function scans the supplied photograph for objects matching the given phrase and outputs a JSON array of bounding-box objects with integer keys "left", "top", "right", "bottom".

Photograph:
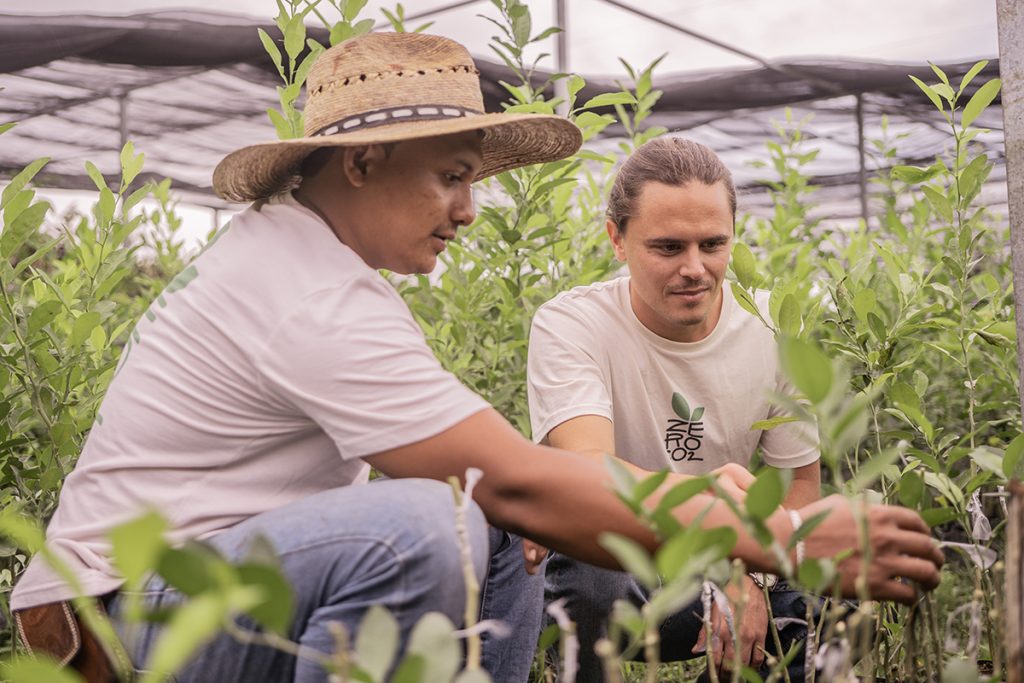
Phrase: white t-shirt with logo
[
  {"left": 13, "top": 193, "right": 488, "bottom": 610},
  {"left": 527, "top": 276, "right": 819, "bottom": 473}
]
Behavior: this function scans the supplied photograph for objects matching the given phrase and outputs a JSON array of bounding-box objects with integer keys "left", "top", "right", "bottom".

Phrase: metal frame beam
[{"left": 996, "top": 0, "right": 1024, "bottom": 676}]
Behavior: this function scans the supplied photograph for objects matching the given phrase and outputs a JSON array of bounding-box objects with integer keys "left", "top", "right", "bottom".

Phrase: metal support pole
[
  {"left": 855, "top": 94, "right": 869, "bottom": 225},
  {"left": 118, "top": 93, "right": 128, "bottom": 151},
  {"left": 997, "top": 0, "right": 1024, "bottom": 679},
  {"left": 554, "top": 0, "right": 569, "bottom": 116}
]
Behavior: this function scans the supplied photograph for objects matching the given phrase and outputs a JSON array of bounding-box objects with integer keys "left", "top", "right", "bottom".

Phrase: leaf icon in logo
[
  {"left": 690, "top": 406, "right": 704, "bottom": 422},
  {"left": 671, "top": 392, "right": 691, "bottom": 421}
]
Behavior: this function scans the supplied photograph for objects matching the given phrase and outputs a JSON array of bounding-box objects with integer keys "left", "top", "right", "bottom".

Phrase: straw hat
[{"left": 213, "top": 31, "right": 582, "bottom": 202}]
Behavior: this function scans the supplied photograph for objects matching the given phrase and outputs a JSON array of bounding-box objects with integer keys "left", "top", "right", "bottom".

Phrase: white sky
[{"left": 7, "top": 0, "right": 999, "bottom": 75}]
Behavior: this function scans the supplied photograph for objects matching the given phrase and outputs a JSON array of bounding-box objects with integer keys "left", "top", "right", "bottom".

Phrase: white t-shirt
[
  {"left": 527, "top": 276, "right": 818, "bottom": 473},
  {"left": 13, "top": 193, "right": 488, "bottom": 610}
]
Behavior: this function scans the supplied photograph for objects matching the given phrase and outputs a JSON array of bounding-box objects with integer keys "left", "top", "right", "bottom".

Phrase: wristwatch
[{"left": 749, "top": 572, "right": 779, "bottom": 591}]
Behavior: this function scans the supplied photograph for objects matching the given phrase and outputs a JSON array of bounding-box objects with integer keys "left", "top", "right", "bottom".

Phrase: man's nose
[
  {"left": 677, "top": 246, "right": 706, "bottom": 279},
  {"left": 452, "top": 185, "right": 476, "bottom": 227}
]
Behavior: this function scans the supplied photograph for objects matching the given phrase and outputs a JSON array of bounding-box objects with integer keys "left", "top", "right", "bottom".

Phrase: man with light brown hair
[
  {"left": 528, "top": 137, "right": 823, "bottom": 680},
  {"left": 14, "top": 34, "right": 940, "bottom": 683}
]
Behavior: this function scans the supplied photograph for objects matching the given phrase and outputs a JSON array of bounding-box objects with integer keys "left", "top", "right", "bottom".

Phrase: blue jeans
[
  {"left": 107, "top": 479, "right": 544, "bottom": 683},
  {"left": 545, "top": 552, "right": 816, "bottom": 682}
]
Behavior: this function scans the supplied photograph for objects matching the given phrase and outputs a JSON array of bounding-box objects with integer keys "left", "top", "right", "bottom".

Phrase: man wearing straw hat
[{"left": 12, "top": 32, "right": 943, "bottom": 683}]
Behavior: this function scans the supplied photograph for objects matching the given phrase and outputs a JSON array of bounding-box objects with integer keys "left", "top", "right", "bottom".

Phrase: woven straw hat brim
[{"left": 213, "top": 112, "right": 582, "bottom": 203}]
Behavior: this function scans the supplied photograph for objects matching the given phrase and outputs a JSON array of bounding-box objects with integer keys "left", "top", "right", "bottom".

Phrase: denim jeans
[
  {"left": 107, "top": 478, "right": 544, "bottom": 683},
  {"left": 545, "top": 552, "right": 816, "bottom": 682}
]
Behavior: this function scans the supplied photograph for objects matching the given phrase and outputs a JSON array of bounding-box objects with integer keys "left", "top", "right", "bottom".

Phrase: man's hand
[
  {"left": 710, "top": 463, "right": 755, "bottom": 504},
  {"left": 522, "top": 537, "right": 548, "bottom": 575},
  {"left": 693, "top": 576, "right": 769, "bottom": 676},
  {"left": 797, "top": 495, "right": 944, "bottom": 603}
]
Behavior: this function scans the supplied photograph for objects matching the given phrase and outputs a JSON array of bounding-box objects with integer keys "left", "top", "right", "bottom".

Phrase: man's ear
[
  {"left": 341, "top": 144, "right": 389, "bottom": 187},
  {"left": 606, "top": 219, "right": 627, "bottom": 262}
]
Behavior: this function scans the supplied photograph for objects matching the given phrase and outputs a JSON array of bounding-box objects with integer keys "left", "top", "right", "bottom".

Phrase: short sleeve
[
  {"left": 256, "top": 274, "right": 489, "bottom": 459},
  {"left": 759, "top": 372, "right": 821, "bottom": 469},
  {"left": 527, "top": 302, "right": 613, "bottom": 443}
]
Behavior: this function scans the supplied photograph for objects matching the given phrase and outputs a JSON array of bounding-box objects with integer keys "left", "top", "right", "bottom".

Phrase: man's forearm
[{"left": 782, "top": 479, "right": 820, "bottom": 509}]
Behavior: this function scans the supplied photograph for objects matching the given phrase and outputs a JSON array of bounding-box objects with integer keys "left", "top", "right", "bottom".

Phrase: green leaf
[
  {"left": 929, "top": 62, "right": 950, "bottom": 86},
  {"left": 890, "top": 382, "right": 921, "bottom": 413},
  {"left": 1003, "top": 434, "right": 1024, "bottom": 481},
  {"left": 745, "top": 468, "right": 785, "bottom": 521},
  {"left": 599, "top": 532, "right": 658, "bottom": 589},
  {"left": 391, "top": 654, "right": 425, "bottom": 683},
  {"left": 537, "top": 623, "right": 560, "bottom": 651},
  {"left": 777, "top": 293, "right": 800, "bottom": 337},
  {"left": 405, "top": 612, "right": 459, "bottom": 683},
  {"left": 0, "top": 508, "right": 45, "bottom": 552},
  {"left": 898, "top": 470, "right": 925, "bottom": 508},
  {"left": 567, "top": 74, "right": 585, "bottom": 103},
  {"left": 109, "top": 511, "right": 169, "bottom": 585},
  {"left": 351, "top": 18, "right": 375, "bottom": 37},
  {"left": 27, "top": 299, "right": 62, "bottom": 335},
  {"left": 71, "top": 311, "right": 102, "bottom": 347},
  {"left": 89, "top": 324, "right": 108, "bottom": 352},
  {"left": 961, "top": 78, "right": 1001, "bottom": 129},
  {"left": 732, "top": 242, "right": 756, "bottom": 289},
  {"left": 957, "top": 60, "right": 988, "bottom": 95},
  {"left": 1, "top": 200, "right": 49, "bottom": 258},
  {"left": 891, "top": 164, "right": 941, "bottom": 184},
  {"left": 732, "top": 282, "right": 764, "bottom": 321},
  {"left": 851, "top": 288, "right": 877, "bottom": 323},
  {"left": 95, "top": 187, "right": 116, "bottom": 225},
  {"left": 355, "top": 605, "right": 400, "bottom": 682},
  {"left": 580, "top": 92, "right": 637, "bottom": 110},
  {"left": 751, "top": 415, "right": 800, "bottom": 431},
  {"left": 968, "top": 446, "right": 1005, "bottom": 481},
  {"left": 690, "top": 406, "right": 704, "bottom": 422},
  {"left": 120, "top": 140, "right": 145, "bottom": 188},
  {"left": 573, "top": 111, "right": 615, "bottom": 131},
  {"left": 509, "top": 3, "right": 532, "bottom": 48},
  {"left": 655, "top": 476, "right": 710, "bottom": 514},
  {"left": 1, "top": 657, "right": 86, "bottom": 683},
  {"left": 258, "top": 28, "right": 284, "bottom": 76},
  {"left": 284, "top": 15, "right": 306, "bottom": 59},
  {"left": 2, "top": 157, "right": 50, "bottom": 208},
  {"left": 140, "top": 591, "right": 248, "bottom": 683},
  {"left": 909, "top": 75, "right": 943, "bottom": 112},
  {"left": 330, "top": 22, "right": 353, "bottom": 46},
  {"left": 604, "top": 453, "right": 637, "bottom": 499},
  {"left": 778, "top": 336, "right": 832, "bottom": 404},
  {"left": 633, "top": 469, "right": 668, "bottom": 503},
  {"left": 796, "top": 557, "right": 835, "bottom": 594},
  {"left": 932, "top": 83, "right": 955, "bottom": 103},
  {"left": 923, "top": 472, "right": 964, "bottom": 507},
  {"left": 867, "top": 312, "right": 887, "bottom": 343},
  {"left": 236, "top": 562, "right": 294, "bottom": 635},
  {"left": 156, "top": 545, "right": 218, "bottom": 596},
  {"left": 344, "top": 0, "right": 368, "bottom": 21},
  {"left": 0, "top": 121, "right": 15, "bottom": 136},
  {"left": 921, "top": 185, "right": 953, "bottom": 223},
  {"left": 267, "top": 108, "right": 294, "bottom": 140},
  {"left": 921, "top": 507, "right": 958, "bottom": 527},
  {"left": 671, "top": 392, "right": 690, "bottom": 420}
]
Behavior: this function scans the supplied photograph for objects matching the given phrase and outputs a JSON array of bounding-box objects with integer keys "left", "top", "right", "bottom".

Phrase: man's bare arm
[
  {"left": 781, "top": 461, "right": 821, "bottom": 509},
  {"left": 364, "top": 408, "right": 942, "bottom": 602}
]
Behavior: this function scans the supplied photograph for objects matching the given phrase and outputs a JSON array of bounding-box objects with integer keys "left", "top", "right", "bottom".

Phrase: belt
[{"left": 14, "top": 600, "right": 118, "bottom": 683}]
